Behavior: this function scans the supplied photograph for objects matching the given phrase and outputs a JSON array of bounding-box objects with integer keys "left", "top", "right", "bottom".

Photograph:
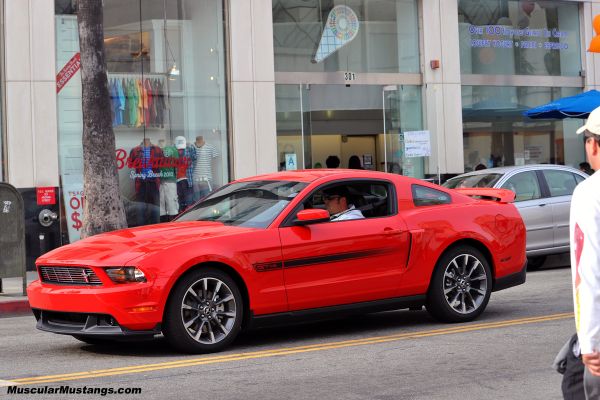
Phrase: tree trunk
[{"left": 77, "top": 0, "right": 127, "bottom": 238}]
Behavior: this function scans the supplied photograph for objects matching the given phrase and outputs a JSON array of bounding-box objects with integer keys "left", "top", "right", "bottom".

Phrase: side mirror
[{"left": 293, "top": 209, "right": 330, "bottom": 226}]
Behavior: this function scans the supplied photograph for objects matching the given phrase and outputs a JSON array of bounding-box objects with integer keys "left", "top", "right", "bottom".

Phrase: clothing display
[
  {"left": 129, "top": 141, "right": 163, "bottom": 225},
  {"left": 175, "top": 137, "right": 196, "bottom": 212},
  {"left": 109, "top": 76, "right": 167, "bottom": 128},
  {"left": 192, "top": 140, "right": 219, "bottom": 202},
  {"left": 160, "top": 145, "right": 179, "bottom": 218}
]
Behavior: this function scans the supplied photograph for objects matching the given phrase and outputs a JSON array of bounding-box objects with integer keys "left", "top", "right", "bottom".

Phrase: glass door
[
  {"left": 275, "top": 84, "right": 312, "bottom": 171},
  {"left": 382, "top": 85, "right": 425, "bottom": 178}
]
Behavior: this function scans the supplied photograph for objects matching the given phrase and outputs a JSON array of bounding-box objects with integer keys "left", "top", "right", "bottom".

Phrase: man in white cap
[{"left": 563, "top": 106, "right": 600, "bottom": 399}]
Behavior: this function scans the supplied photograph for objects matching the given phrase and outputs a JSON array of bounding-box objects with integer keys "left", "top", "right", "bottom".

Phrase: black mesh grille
[{"left": 39, "top": 266, "right": 102, "bottom": 286}]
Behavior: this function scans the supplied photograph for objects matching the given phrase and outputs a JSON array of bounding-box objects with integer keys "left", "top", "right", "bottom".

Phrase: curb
[{"left": 0, "top": 299, "right": 31, "bottom": 317}]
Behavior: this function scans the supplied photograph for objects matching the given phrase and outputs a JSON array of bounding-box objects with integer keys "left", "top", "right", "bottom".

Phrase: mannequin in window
[
  {"left": 129, "top": 138, "right": 163, "bottom": 225},
  {"left": 159, "top": 138, "right": 180, "bottom": 222},
  {"left": 192, "top": 135, "right": 219, "bottom": 201},
  {"left": 174, "top": 136, "right": 197, "bottom": 212}
]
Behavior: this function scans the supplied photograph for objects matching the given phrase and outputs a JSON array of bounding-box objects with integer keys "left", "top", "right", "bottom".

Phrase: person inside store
[
  {"left": 579, "top": 161, "right": 595, "bottom": 176},
  {"left": 559, "top": 106, "right": 600, "bottom": 399},
  {"left": 322, "top": 186, "right": 364, "bottom": 222},
  {"left": 192, "top": 135, "right": 220, "bottom": 201},
  {"left": 129, "top": 137, "right": 163, "bottom": 225},
  {"left": 348, "top": 155, "right": 364, "bottom": 169},
  {"left": 325, "top": 155, "right": 340, "bottom": 168}
]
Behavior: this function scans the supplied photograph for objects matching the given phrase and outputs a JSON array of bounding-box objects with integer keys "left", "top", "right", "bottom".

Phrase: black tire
[
  {"left": 72, "top": 335, "right": 116, "bottom": 345},
  {"left": 163, "top": 268, "right": 243, "bottom": 354},
  {"left": 527, "top": 256, "right": 547, "bottom": 271},
  {"left": 426, "top": 245, "right": 492, "bottom": 323}
]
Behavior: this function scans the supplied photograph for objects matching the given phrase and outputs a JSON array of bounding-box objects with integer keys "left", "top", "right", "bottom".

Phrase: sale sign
[
  {"left": 56, "top": 52, "right": 81, "bottom": 93},
  {"left": 62, "top": 174, "right": 84, "bottom": 242},
  {"left": 36, "top": 187, "right": 56, "bottom": 205}
]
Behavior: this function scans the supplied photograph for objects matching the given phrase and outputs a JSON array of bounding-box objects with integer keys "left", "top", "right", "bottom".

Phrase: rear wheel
[
  {"left": 163, "top": 268, "right": 243, "bottom": 353},
  {"left": 426, "top": 245, "right": 492, "bottom": 323}
]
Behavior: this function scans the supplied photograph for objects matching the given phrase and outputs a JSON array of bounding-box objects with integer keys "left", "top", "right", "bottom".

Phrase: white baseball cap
[
  {"left": 577, "top": 106, "right": 600, "bottom": 136},
  {"left": 174, "top": 136, "right": 187, "bottom": 149}
]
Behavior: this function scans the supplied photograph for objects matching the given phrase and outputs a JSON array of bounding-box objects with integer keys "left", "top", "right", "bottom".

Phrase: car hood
[{"left": 36, "top": 221, "right": 258, "bottom": 267}]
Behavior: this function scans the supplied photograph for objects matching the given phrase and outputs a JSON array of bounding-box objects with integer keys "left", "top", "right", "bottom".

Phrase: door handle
[
  {"left": 538, "top": 203, "right": 546, "bottom": 207},
  {"left": 384, "top": 228, "right": 403, "bottom": 235}
]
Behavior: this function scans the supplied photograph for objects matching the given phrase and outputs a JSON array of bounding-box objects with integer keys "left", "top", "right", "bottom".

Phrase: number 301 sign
[{"left": 343, "top": 72, "right": 357, "bottom": 82}]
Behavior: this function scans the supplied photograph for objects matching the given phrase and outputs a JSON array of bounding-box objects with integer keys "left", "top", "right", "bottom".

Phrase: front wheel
[
  {"left": 426, "top": 246, "right": 492, "bottom": 323},
  {"left": 163, "top": 268, "right": 243, "bottom": 353}
]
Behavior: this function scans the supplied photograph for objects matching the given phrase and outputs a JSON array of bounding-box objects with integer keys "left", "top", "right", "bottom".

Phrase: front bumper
[
  {"left": 27, "top": 280, "right": 163, "bottom": 331},
  {"left": 32, "top": 309, "right": 161, "bottom": 338}
]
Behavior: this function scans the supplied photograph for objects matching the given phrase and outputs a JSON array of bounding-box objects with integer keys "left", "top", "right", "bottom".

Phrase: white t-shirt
[
  {"left": 330, "top": 205, "right": 364, "bottom": 221},
  {"left": 193, "top": 143, "right": 219, "bottom": 181},
  {"left": 570, "top": 170, "right": 600, "bottom": 354}
]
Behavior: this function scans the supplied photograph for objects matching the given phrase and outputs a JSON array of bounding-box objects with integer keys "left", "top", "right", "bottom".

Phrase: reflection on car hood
[{"left": 36, "top": 221, "right": 257, "bottom": 266}]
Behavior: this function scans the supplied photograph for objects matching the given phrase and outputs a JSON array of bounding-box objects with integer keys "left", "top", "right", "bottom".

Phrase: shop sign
[
  {"left": 115, "top": 148, "right": 191, "bottom": 179},
  {"left": 56, "top": 52, "right": 81, "bottom": 93},
  {"left": 313, "top": 5, "right": 359, "bottom": 63},
  {"left": 404, "top": 130, "right": 431, "bottom": 158},
  {"left": 468, "top": 25, "right": 569, "bottom": 51},
  {"left": 62, "top": 175, "right": 84, "bottom": 242},
  {"left": 36, "top": 187, "right": 56, "bottom": 206},
  {"left": 285, "top": 153, "right": 298, "bottom": 171}
]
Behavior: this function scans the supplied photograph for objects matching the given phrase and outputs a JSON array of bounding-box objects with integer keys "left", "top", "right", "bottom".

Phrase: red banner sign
[
  {"left": 37, "top": 187, "right": 56, "bottom": 206},
  {"left": 56, "top": 53, "right": 81, "bottom": 93}
]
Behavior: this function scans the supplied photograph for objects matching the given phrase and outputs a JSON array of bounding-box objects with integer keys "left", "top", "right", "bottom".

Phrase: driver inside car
[{"left": 322, "top": 186, "right": 365, "bottom": 221}]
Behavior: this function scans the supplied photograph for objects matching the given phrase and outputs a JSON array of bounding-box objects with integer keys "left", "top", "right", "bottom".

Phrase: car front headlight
[{"left": 104, "top": 267, "right": 147, "bottom": 283}]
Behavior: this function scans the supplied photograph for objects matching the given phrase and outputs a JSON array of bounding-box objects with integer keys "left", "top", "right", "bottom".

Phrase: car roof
[
  {"left": 448, "top": 164, "right": 586, "bottom": 179},
  {"left": 234, "top": 169, "right": 399, "bottom": 183}
]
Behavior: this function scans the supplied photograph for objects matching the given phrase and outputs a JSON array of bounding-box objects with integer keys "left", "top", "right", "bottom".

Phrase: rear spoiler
[{"left": 453, "top": 188, "right": 515, "bottom": 204}]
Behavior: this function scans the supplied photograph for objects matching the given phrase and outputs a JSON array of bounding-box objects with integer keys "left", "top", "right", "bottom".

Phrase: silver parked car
[{"left": 443, "top": 164, "right": 589, "bottom": 269}]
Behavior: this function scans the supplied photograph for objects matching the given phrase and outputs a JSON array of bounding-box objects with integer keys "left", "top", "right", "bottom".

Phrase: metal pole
[
  {"left": 382, "top": 90, "right": 387, "bottom": 172},
  {"left": 300, "top": 85, "right": 305, "bottom": 169}
]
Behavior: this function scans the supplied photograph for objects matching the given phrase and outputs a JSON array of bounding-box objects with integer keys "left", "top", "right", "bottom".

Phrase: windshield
[
  {"left": 443, "top": 173, "right": 503, "bottom": 189},
  {"left": 176, "top": 180, "right": 308, "bottom": 228}
]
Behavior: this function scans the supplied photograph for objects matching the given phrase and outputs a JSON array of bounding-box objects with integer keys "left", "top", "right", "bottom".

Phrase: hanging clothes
[
  {"left": 122, "top": 78, "right": 130, "bottom": 126},
  {"left": 128, "top": 78, "right": 139, "bottom": 127}
]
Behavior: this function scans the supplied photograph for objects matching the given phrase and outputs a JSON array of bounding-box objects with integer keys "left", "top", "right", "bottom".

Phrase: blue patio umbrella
[{"left": 523, "top": 90, "right": 600, "bottom": 119}]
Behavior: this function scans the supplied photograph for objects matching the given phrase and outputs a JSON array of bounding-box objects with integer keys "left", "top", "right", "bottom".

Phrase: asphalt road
[{"left": 0, "top": 263, "right": 574, "bottom": 400}]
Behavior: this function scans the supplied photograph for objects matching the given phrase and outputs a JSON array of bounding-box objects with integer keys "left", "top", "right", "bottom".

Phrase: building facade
[{"left": 1, "top": 0, "right": 600, "bottom": 268}]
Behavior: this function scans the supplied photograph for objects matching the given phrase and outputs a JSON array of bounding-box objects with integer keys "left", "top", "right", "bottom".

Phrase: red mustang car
[{"left": 28, "top": 170, "right": 526, "bottom": 353}]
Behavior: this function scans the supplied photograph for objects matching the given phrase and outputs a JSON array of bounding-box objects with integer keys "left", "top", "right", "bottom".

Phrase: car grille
[{"left": 39, "top": 266, "right": 102, "bottom": 286}]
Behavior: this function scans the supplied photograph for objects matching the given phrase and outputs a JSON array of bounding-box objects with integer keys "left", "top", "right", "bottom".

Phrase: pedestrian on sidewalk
[{"left": 562, "top": 106, "right": 600, "bottom": 399}]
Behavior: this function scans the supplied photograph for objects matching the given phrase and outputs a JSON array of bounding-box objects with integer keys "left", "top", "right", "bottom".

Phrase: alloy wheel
[
  {"left": 180, "top": 277, "right": 237, "bottom": 344},
  {"left": 442, "top": 253, "right": 488, "bottom": 314}
]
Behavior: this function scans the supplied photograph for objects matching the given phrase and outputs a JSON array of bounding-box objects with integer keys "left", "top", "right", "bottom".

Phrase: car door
[
  {"left": 539, "top": 169, "right": 584, "bottom": 249},
  {"left": 278, "top": 180, "right": 410, "bottom": 311},
  {"left": 499, "top": 171, "right": 551, "bottom": 252}
]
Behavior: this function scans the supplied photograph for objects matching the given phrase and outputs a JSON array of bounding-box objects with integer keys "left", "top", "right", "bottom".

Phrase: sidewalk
[{"left": 0, "top": 271, "right": 37, "bottom": 317}]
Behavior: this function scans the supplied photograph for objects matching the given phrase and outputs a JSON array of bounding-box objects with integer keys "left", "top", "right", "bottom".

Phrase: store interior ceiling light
[{"left": 168, "top": 63, "right": 180, "bottom": 80}]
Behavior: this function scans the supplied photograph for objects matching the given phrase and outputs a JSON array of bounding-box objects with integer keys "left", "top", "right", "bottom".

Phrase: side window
[
  {"left": 575, "top": 174, "right": 586, "bottom": 185},
  {"left": 500, "top": 172, "right": 541, "bottom": 202},
  {"left": 412, "top": 185, "right": 451, "bottom": 207},
  {"left": 300, "top": 181, "right": 394, "bottom": 219},
  {"left": 542, "top": 170, "right": 578, "bottom": 197}
]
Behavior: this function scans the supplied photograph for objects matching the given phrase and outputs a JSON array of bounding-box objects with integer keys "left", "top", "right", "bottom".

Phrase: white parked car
[{"left": 443, "top": 164, "right": 589, "bottom": 269}]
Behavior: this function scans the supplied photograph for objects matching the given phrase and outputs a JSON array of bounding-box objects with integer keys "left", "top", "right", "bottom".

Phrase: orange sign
[{"left": 590, "top": 15, "right": 600, "bottom": 53}]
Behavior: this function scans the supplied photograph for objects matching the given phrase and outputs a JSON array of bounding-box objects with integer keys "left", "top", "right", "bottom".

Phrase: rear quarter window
[{"left": 412, "top": 185, "right": 451, "bottom": 207}]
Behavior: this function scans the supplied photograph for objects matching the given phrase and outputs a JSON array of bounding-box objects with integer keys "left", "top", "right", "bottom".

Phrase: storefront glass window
[
  {"left": 55, "top": 0, "right": 228, "bottom": 242},
  {"left": 458, "top": 0, "right": 581, "bottom": 76},
  {"left": 273, "top": 0, "right": 420, "bottom": 73},
  {"left": 276, "top": 84, "right": 425, "bottom": 177},
  {"left": 462, "top": 86, "right": 584, "bottom": 172}
]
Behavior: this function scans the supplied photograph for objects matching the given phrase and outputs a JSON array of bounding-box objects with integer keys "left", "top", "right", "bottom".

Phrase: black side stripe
[{"left": 253, "top": 248, "right": 397, "bottom": 272}]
